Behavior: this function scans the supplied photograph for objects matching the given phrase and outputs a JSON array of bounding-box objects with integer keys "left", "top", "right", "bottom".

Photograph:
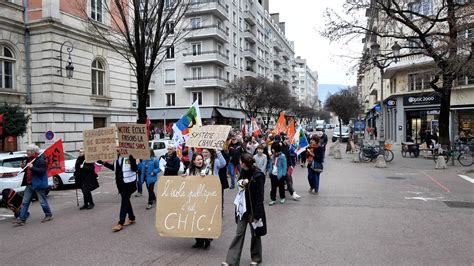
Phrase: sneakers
[
  {"left": 86, "top": 204, "right": 95, "bottom": 210},
  {"left": 13, "top": 220, "right": 25, "bottom": 227},
  {"left": 280, "top": 199, "right": 286, "bottom": 204},
  {"left": 269, "top": 201, "right": 276, "bottom": 206},
  {"left": 41, "top": 216, "right": 53, "bottom": 223},
  {"left": 134, "top": 193, "right": 142, "bottom": 197},
  {"left": 310, "top": 190, "right": 319, "bottom": 195},
  {"left": 292, "top": 193, "right": 301, "bottom": 201},
  {"left": 79, "top": 205, "right": 88, "bottom": 210},
  {"left": 123, "top": 219, "right": 136, "bottom": 226},
  {"left": 250, "top": 262, "right": 259, "bottom": 266},
  {"left": 146, "top": 204, "right": 153, "bottom": 210},
  {"left": 221, "top": 262, "right": 229, "bottom": 266},
  {"left": 112, "top": 224, "right": 124, "bottom": 232}
]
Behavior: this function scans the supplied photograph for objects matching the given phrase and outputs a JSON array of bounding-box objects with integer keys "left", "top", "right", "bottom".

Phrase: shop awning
[
  {"left": 147, "top": 107, "right": 214, "bottom": 120},
  {"left": 216, "top": 108, "right": 245, "bottom": 119}
]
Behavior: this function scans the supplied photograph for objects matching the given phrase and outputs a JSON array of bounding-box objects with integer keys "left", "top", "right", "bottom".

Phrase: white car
[
  {"left": 0, "top": 153, "right": 53, "bottom": 201},
  {"left": 332, "top": 126, "right": 350, "bottom": 142},
  {"left": 149, "top": 139, "right": 175, "bottom": 159}
]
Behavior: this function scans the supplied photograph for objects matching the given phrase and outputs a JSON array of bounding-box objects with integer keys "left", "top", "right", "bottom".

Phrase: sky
[{"left": 269, "top": 0, "right": 363, "bottom": 86}]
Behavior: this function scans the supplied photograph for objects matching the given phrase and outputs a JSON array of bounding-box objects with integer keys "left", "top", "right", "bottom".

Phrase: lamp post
[
  {"left": 370, "top": 41, "right": 401, "bottom": 154},
  {"left": 58, "top": 41, "right": 74, "bottom": 79}
]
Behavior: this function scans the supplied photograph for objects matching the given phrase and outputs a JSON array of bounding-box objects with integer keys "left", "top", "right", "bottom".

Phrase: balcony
[
  {"left": 243, "top": 49, "right": 257, "bottom": 62},
  {"left": 187, "top": 0, "right": 228, "bottom": 20},
  {"left": 183, "top": 51, "right": 229, "bottom": 66},
  {"left": 243, "top": 10, "right": 256, "bottom": 25},
  {"left": 243, "top": 29, "right": 256, "bottom": 43},
  {"left": 183, "top": 76, "right": 229, "bottom": 89},
  {"left": 273, "top": 41, "right": 282, "bottom": 52},
  {"left": 282, "top": 63, "right": 290, "bottom": 72},
  {"left": 273, "top": 68, "right": 282, "bottom": 78},
  {"left": 186, "top": 25, "right": 229, "bottom": 43},
  {"left": 273, "top": 54, "right": 282, "bottom": 65},
  {"left": 243, "top": 67, "right": 257, "bottom": 77},
  {"left": 282, "top": 51, "right": 290, "bottom": 60}
]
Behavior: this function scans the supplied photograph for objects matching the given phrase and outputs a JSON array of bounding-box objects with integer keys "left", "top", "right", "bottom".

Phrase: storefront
[
  {"left": 451, "top": 106, "right": 474, "bottom": 142},
  {"left": 402, "top": 93, "right": 441, "bottom": 143}
]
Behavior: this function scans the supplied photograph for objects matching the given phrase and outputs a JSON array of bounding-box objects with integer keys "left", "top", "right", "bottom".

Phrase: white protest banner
[
  {"left": 83, "top": 127, "right": 117, "bottom": 163},
  {"left": 116, "top": 123, "right": 149, "bottom": 160},
  {"left": 155, "top": 175, "right": 222, "bottom": 239},
  {"left": 185, "top": 125, "right": 232, "bottom": 150}
]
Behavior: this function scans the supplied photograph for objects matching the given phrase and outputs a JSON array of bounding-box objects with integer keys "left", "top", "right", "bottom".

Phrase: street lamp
[
  {"left": 370, "top": 40, "right": 401, "bottom": 154},
  {"left": 58, "top": 41, "right": 74, "bottom": 79}
]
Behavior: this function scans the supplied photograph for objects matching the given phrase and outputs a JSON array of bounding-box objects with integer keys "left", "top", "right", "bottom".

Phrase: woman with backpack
[{"left": 138, "top": 149, "right": 161, "bottom": 210}]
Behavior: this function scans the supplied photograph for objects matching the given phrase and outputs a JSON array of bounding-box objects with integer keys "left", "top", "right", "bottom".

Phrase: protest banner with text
[
  {"left": 83, "top": 127, "right": 117, "bottom": 162},
  {"left": 156, "top": 175, "right": 222, "bottom": 239},
  {"left": 116, "top": 123, "right": 149, "bottom": 160},
  {"left": 185, "top": 125, "right": 231, "bottom": 150}
]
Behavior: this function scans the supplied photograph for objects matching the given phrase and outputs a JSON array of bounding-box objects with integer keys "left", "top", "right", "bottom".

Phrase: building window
[
  {"left": 0, "top": 46, "right": 15, "bottom": 89},
  {"left": 192, "top": 43, "right": 202, "bottom": 55},
  {"left": 91, "top": 59, "right": 105, "bottom": 95},
  {"left": 165, "top": 0, "right": 174, "bottom": 8},
  {"left": 457, "top": 74, "right": 474, "bottom": 86},
  {"left": 166, "top": 93, "right": 175, "bottom": 106},
  {"left": 191, "top": 67, "right": 202, "bottom": 79},
  {"left": 166, "top": 21, "right": 175, "bottom": 34},
  {"left": 166, "top": 46, "right": 175, "bottom": 59},
  {"left": 164, "top": 69, "right": 176, "bottom": 84},
  {"left": 191, "top": 18, "right": 201, "bottom": 29},
  {"left": 146, "top": 94, "right": 151, "bottom": 107},
  {"left": 408, "top": 72, "right": 432, "bottom": 91},
  {"left": 192, "top": 91, "right": 203, "bottom": 105},
  {"left": 90, "top": 0, "right": 103, "bottom": 22}
]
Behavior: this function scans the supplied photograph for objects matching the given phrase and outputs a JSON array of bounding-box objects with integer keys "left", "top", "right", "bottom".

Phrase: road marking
[
  {"left": 420, "top": 171, "right": 451, "bottom": 193},
  {"left": 405, "top": 196, "right": 442, "bottom": 202},
  {"left": 458, "top": 174, "right": 474, "bottom": 184},
  {"left": 405, "top": 191, "right": 423, "bottom": 195}
]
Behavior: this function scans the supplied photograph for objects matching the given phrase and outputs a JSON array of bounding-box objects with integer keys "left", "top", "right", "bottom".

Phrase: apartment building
[
  {"left": 293, "top": 56, "right": 319, "bottom": 108},
  {"left": 358, "top": 0, "right": 473, "bottom": 144},
  {"left": 147, "top": 0, "right": 297, "bottom": 128},
  {"left": 0, "top": 0, "right": 136, "bottom": 151}
]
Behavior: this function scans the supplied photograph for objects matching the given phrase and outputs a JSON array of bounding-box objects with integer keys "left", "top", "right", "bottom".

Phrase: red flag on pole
[
  {"left": 287, "top": 119, "right": 296, "bottom": 141},
  {"left": 43, "top": 139, "right": 65, "bottom": 177},
  {"left": 272, "top": 112, "right": 286, "bottom": 135}
]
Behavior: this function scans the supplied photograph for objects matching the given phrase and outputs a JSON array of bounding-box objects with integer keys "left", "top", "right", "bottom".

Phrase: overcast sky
[{"left": 269, "top": 0, "right": 363, "bottom": 86}]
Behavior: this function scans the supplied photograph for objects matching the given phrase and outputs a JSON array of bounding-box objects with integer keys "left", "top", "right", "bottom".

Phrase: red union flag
[{"left": 43, "top": 139, "right": 65, "bottom": 177}]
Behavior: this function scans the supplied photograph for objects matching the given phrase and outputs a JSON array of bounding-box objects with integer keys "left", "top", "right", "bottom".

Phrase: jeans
[
  {"left": 82, "top": 190, "right": 94, "bottom": 206},
  {"left": 227, "top": 162, "right": 240, "bottom": 188},
  {"left": 19, "top": 185, "right": 52, "bottom": 221},
  {"left": 269, "top": 174, "right": 286, "bottom": 201},
  {"left": 136, "top": 178, "right": 143, "bottom": 194},
  {"left": 286, "top": 174, "right": 294, "bottom": 195},
  {"left": 307, "top": 168, "right": 321, "bottom": 192},
  {"left": 225, "top": 214, "right": 262, "bottom": 265},
  {"left": 119, "top": 193, "right": 135, "bottom": 225},
  {"left": 147, "top": 182, "right": 156, "bottom": 205}
]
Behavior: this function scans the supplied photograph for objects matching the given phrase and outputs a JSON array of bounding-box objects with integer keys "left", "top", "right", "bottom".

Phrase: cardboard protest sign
[
  {"left": 156, "top": 175, "right": 222, "bottom": 239},
  {"left": 83, "top": 127, "right": 117, "bottom": 162},
  {"left": 116, "top": 123, "right": 149, "bottom": 160},
  {"left": 185, "top": 125, "right": 231, "bottom": 150}
]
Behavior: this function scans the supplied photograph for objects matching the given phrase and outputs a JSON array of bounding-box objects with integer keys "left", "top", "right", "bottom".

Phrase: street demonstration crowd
[{"left": 12, "top": 129, "right": 328, "bottom": 265}]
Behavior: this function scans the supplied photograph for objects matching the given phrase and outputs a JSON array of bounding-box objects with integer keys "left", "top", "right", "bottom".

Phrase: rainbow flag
[
  {"left": 172, "top": 101, "right": 202, "bottom": 145},
  {"left": 293, "top": 126, "right": 309, "bottom": 155}
]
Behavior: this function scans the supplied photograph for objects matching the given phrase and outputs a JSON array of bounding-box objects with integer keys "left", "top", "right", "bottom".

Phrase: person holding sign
[
  {"left": 183, "top": 152, "right": 218, "bottom": 250},
  {"left": 75, "top": 149, "right": 99, "bottom": 210},
  {"left": 223, "top": 153, "right": 266, "bottom": 266},
  {"left": 138, "top": 149, "right": 160, "bottom": 210},
  {"left": 99, "top": 151, "right": 138, "bottom": 232}
]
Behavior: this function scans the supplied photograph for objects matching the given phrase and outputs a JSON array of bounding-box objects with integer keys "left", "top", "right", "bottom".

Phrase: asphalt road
[{"left": 1, "top": 143, "right": 473, "bottom": 265}]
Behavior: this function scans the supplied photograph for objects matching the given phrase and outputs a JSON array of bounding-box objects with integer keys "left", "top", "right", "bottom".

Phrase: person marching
[
  {"left": 228, "top": 136, "right": 245, "bottom": 189},
  {"left": 268, "top": 142, "right": 287, "bottom": 205},
  {"left": 14, "top": 144, "right": 53, "bottom": 226},
  {"left": 223, "top": 153, "right": 266, "bottom": 266},
  {"left": 182, "top": 152, "right": 220, "bottom": 250},
  {"left": 202, "top": 147, "right": 228, "bottom": 214},
  {"left": 138, "top": 149, "right": 160, "bottom": 210},
  {"left": 75, "top": 148, "right": 99, "bottom": 210},
  {"left": 99, "top": 150, "right": 138, "bottom": 232},
  {"left": 306, "top": 136, "right": 324, "bottom": 194},
  {"left": 162, "top": 145, "right": 181, "bottom": 176}
]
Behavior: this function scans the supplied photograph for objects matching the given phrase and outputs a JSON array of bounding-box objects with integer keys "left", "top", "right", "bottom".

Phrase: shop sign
[
  {"left": 403, "top": 94, "right": 441, "bottom": 106},
  {"left": 374, "top": 104, "right": 381, "bottom": 112},
  {"left": 386, "top": 99, "right": 397, "bottom": 108},
  {"left": 427, "top": 110, "right": 440, "bottom": 115}
]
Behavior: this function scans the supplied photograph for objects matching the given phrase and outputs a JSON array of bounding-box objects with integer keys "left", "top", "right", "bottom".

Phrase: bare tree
[
  {"left": 260, "top": 81, "right": 295, "bottom": 129},
  {"left": 322, "top": 0, "right": 473, "bottom": 145},
  {"left": 225, "top": 77, "right": 269, "bottom": 120},
  {"left": 325, "top": 88, "right": 360, "bottom": 141},
  {"left": 79, "top": 0, "right": 192, "bottom": 123}
]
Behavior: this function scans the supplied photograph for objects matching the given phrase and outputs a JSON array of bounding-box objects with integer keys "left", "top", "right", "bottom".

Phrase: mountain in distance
[{"left": 318, "top": 84, "right": 350, "bottom": 104}]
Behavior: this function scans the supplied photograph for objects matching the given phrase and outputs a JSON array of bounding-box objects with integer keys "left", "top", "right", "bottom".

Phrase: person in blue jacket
[
  {"left": 138, "top": 149, "right": 161, "bottom": 210},
  {"left": 267, "top": 142, "right": 288, "bottom": 206}
]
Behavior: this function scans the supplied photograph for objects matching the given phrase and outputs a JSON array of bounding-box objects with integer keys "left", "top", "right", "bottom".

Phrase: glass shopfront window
[
  {"left": 458, "top": 110, "right": 474, "bottom": 142},
  {"left": 405, "top": 109, "right": 439, "bottom": 143}
]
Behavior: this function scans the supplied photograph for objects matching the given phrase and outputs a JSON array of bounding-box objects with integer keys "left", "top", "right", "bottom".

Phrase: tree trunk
[
  {"left": 136, "top": 69, "right": 148, "bottom": 124},
  {"left": 438, "top": 76, "right": 453, "bottom": 146},
  {"left": 339, "top": 118, "right": 343, "bottom": 142}
]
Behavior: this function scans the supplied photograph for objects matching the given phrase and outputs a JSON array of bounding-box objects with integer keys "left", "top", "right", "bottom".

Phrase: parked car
[
  {"left": 149, "top": 139, "right": 175, "bottom": 159},
  {"left": 332, "top": 126, "right": 350, "bottom": 142},
  {"left": 0, "top": 153, "right": 53, "bottom": 201}
]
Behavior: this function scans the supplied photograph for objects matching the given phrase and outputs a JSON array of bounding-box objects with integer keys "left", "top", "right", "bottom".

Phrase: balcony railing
[
  {"left": 186, "top": 24, "right": 229, "bottom": 43},
  {"left": 187, "top": 0, "right": 228, "bottom": 20},
  {"left": 183, "top": 76, "right": 229, "bottom": 89},
  {"left": 243, "top": 10, "right": 256, "bottom": 25},
  {"left": 243, "top": 29, "right": 256, "bottom": 43},
  {"left": 183, "top": 50, "right": 229, "bottom": 66}
]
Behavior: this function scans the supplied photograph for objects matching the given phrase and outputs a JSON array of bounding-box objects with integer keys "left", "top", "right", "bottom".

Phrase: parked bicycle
[
  {"left": 432, "top": 141, "right": 473, "bottom": 167},
  {"left": 359, "top": 143, "right": 394, "bottom": 162}
]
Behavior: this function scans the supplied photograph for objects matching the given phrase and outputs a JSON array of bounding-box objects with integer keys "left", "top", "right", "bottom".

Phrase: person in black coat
[
  {"left": 161, "top": 146, "right": 180, "bottom": 175},
  {"left": 227, "top": 137, "right": 245, "bottom": 189},
  {"left": 223, "top": 153, "right": 266, "bottom": 266},
  {"left": 75, "top": 149, "right": 99, "bottom": 210}
]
